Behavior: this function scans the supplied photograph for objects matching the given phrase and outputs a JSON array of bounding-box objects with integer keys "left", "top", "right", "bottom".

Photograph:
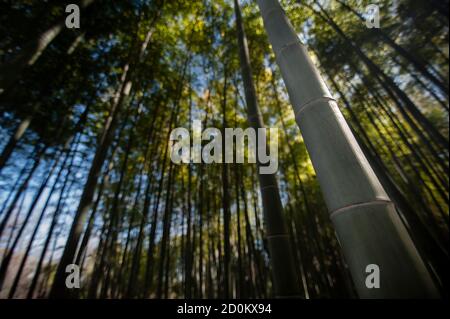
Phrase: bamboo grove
[{"left": 0, "top": 0, "right": 448, "bottom": 298}]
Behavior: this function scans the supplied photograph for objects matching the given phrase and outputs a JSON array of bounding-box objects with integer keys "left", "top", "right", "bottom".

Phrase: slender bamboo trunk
[
  {"left": 234, "top": 0, "right": 300, "bottom": 297},
  {"left": 156, "top": 161, "right": 175, "bottom": 298},
  {"left": 232, "top": 97, "right": 244, "bottom": 298},
  {"left": 221, "top": 63, "right": 231, "bottom": 298},
  {"left": 184, "top": 81, "right": 194, "bottom": 299}
]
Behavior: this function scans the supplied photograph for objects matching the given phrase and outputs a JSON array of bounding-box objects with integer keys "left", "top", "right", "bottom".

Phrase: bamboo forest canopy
[{"left": 0, "top": 0, "right": 448, "bottom": 299}]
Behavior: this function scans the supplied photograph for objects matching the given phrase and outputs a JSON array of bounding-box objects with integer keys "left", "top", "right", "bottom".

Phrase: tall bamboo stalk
[
  {"left": 256, "top": 0, "right": 439, "bottom": 298},
  {"left": 234, "top": 0, "right": 300, "bottom": 297}
]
